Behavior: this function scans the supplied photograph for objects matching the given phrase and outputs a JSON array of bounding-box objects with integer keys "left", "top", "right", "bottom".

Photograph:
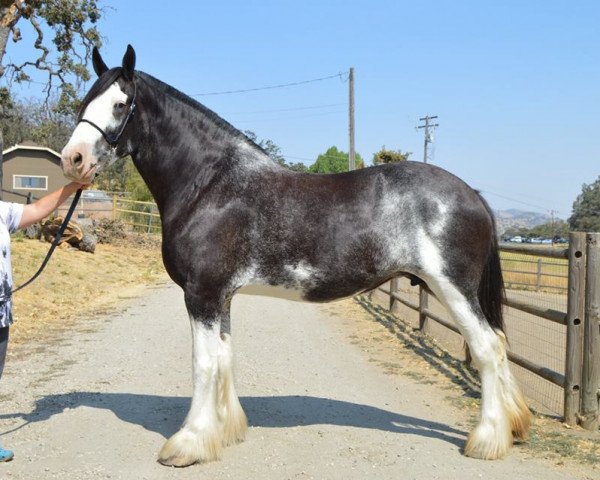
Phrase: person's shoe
[{"left": 0, "top": 446, "right": 13, "bottom": 462}]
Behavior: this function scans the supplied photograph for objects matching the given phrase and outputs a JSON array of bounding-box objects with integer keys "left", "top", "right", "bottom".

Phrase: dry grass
[
  {"left": 9, "top": 234, "right": 166, "bottom": 349},
  {"left": 500, "top": 251, "right": 568, "bottom": 292},
  {"left": 526, "top": 416, "right": 600, "bottom": 466}
]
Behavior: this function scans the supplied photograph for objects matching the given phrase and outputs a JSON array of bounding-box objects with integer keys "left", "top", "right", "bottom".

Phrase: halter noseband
[{"left": 78, "top": 80, "right": 137, "bottom": 148}]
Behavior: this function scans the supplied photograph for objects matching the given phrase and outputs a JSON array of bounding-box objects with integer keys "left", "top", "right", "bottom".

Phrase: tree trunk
[
  {"left": 0, "top": 21, "right": 11, "bottom": 202},
  {"left": 0, "top": 3, "right": 22, "bottom": 201},
  {"left": 0, "top": 18, "right": 7, "bottom": 201}
]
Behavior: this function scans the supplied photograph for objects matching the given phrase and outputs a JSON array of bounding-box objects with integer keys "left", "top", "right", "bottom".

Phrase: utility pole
[
  {"left": 550, "top": 209, "right": 557, "bottom": 245},
  {"left": 417, "top": 115, "right": 439, "bottom": 163},
  {"left": 348, "top": 67, "right": 355, "bottom": 171}
]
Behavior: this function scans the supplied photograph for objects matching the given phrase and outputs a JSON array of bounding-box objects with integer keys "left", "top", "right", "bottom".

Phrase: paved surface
[{"left": 0, "top": 282, "right": 595, "bottom": 479}]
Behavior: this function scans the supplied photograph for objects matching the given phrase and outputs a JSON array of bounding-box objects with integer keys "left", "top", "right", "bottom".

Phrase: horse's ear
[
  {"left": 122, "top": 44, "right": 136, "bottom": 80},
  {"left": 92, "top": 46, "right": 108, "bottom": 77}
]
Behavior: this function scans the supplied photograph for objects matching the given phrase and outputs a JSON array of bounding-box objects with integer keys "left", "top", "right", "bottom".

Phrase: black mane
[
  {"left": 138, "top": 73, "right": 235, "bottom": 136},
  {"left": 79, "top": 68, "right": 265, "bottom": 156},
  {"left": 137, "top": 71, "right": 264, "bottom": 154}
]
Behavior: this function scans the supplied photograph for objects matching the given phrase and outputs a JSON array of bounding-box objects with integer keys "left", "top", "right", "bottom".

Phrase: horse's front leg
[{"left": 158, "top": 292, "right": 247, "bottom": 467}]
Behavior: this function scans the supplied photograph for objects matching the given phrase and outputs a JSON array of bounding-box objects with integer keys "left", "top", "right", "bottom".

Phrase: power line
[
  {"left": 479, "top": 190, "right": 548, "bottom": 211},
  {"left": 223, "top": 102, "right": 346, "bottom": 115},
  {"left": 476, "top": 181, "right": 573, "bottom": 216},
  {"left": 282, "top": 153, "right": 354, "bottom": 163},
  {"left": 478, "top": 189, "right": 567, "bottom": 215},
  {"left": 191, "top": 71, "right": 348, "bottom": 97},
  {"left": 283, "top": 154, "right": 316, "bottom": 162},
  {"left": 232, "top": 110, "right": 345, "bottom": 124},
  {"left": 476, "top": 181, "right": 562, "bottom": 206}
]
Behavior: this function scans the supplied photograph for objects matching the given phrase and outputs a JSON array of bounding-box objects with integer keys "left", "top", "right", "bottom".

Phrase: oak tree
[{"left": 0, "top": 0, "right": 104, "bottom": 197}]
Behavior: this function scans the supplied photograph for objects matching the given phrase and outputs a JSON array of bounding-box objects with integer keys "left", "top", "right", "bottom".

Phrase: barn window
[{"left": 13, "top": 175, "right": 48, "bottom": 190}]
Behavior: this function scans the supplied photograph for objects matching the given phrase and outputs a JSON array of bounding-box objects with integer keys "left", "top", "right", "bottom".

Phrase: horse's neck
[{"left": 130, "top": 83, "right": 275, "bottom": 215}]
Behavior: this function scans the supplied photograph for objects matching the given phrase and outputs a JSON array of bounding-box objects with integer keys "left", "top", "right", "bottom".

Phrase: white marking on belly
[{"left": 284, "top": 262, "right": 317, "bottom": 282}]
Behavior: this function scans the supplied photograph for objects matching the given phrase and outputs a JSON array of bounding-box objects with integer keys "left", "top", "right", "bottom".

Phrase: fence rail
[
  {"left": 500, "top": 244, "right": 569, "bottom": 293},
  {"left": 112, "top": 196, "right": 161, "bottom": 233},
  {"left": 374, "top": 232, "right": 599, "bottom": 430},
  {"left": 500, "top": 244, "right": 569, "bottom": 259}
]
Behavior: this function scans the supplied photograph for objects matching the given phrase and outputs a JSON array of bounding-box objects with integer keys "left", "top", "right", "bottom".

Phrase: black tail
[{"left": 477, "top": 194, "right": 506, "bottom": 334}]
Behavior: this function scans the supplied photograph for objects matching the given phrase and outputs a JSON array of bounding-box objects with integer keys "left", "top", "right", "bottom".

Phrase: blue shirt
[{"left": 0, "top": 202, "right": 24, "bottom": 327}]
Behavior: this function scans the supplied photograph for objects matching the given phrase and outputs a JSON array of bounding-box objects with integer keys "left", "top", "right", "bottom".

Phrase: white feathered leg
[
  {"left": 218, "top": 332, "right": 248, "bottom": 446},
  {"left": 429, "top": 277, "right": 530, "bottom": 460},
  {"left": 158, "top": 310, "right": 248, "bottom": 467},
  {"left": 159, "top": 319, "right": 223, "bottom": 467}
]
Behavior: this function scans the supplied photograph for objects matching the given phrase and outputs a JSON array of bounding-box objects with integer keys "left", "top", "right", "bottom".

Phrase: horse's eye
[{"left": 115, "top": 102, "right": 126, "bottom": 111}]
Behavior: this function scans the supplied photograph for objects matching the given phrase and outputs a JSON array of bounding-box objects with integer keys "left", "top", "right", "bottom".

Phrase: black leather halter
[{"left": 78, "top": 80, "right": 137, "bottom": 147}]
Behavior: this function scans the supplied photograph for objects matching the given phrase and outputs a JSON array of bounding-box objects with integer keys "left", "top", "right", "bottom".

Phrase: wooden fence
[
  {"left": 112, "top": 197, "right": 161, "bottom": 233},
  {"left": 375, "top": 232, "right": 600, "bottom": 430},
  {"left": 500, "top": 244, "right": 568, "bottom": 293}
]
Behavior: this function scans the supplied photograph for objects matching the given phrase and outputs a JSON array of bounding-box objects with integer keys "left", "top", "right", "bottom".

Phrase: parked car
[
  {"left": 81, "top": 189, "right": 112, "bottom": 202},
  {"left": 63, "top": 189, "right": 113, "bottom": 220}
]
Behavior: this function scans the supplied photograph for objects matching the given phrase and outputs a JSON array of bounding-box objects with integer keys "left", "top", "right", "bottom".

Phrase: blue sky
[{"left": 5, "top": 1, "right": 599, "bottom": 219}]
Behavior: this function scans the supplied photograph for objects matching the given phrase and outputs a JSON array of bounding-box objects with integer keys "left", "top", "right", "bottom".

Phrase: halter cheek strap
[
  {"left": 78, "top": 81, "right": 137, "bottom": 148},
  {"left": 79, "top": 118, "right": 124, "bottom": 147}
]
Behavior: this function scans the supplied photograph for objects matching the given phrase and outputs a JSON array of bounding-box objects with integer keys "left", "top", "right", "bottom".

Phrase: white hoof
[
  {"left": 158, "top": 428, "right": 223, "bottom": 467},
  {"left": 464, "top": 418, "right": 512, "bottom": 460}
]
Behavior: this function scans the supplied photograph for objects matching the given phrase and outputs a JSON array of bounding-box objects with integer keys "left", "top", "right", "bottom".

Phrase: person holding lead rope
[{"left": 0, "top": 181, "right": 88, "bottom": 462}]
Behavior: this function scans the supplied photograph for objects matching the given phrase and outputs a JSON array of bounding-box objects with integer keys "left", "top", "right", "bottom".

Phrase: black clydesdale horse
[{"left": 61, "top": 46, "right": 530, "bottom": 466}]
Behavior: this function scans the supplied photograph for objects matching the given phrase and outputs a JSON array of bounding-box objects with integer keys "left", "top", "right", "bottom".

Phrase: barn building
[{"left": 1, "top": 142, "right": 68, "bottom": 204}]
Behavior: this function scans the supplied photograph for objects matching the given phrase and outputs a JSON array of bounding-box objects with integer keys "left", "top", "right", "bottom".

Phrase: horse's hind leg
[
  {"left": 218, "top": 316, "right": 248, "bottom": 446},
  {"left": 158, "top": 293, "right": 247, "bottom": 467},
  {"left": 426, "top": 275, "right": 530, "bottom": 459}
]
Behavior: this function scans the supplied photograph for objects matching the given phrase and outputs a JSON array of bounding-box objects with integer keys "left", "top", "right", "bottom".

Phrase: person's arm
[{"left": 18, "top": 182, "right": 87, "bottom": 229}]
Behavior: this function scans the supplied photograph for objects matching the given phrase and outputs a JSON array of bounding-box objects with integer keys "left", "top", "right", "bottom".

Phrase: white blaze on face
[
  {"left": 82, "top": 82, "right": 128, "bottom": 133},
  {"left": 61, "top": 82, "right": 128, "bottom": 182}
]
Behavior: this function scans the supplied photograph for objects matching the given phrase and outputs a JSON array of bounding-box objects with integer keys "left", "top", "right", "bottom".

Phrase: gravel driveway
[{"left": 0, "top": 282, "right": 595, "bottom": 479}]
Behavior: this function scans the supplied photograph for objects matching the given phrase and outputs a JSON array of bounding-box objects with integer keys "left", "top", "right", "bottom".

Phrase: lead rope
[{"left": 0, "top": 188, "right": 83, "bottom": 302}]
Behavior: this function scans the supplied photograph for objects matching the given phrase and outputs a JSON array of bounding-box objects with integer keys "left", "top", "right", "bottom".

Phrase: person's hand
[{"left": 71, "top": 182, "right": 91, "bottom": 191}]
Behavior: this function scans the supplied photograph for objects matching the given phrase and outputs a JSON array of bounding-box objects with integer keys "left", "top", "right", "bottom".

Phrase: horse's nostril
[{"left": 72, "top": 152, "right": 83, "bottom": 165}]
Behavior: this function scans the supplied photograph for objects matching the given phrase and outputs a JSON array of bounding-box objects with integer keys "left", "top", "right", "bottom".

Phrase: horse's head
[{"left": 61, "top": 45, "right": 137, "bottom": 183}]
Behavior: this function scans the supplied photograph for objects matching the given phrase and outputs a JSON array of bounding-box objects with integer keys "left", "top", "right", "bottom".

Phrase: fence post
[
  {"left": 536, "top": 258, "right": 542, "bottom": 291},
  {"left": 112, "top": 195, "right": 117, "bottom": 221},
  {"left": 147, "top": 207, "right": 153, "bottom": 233},
  {"left": 564, "top": 232, "right": 586, "bottom": 425},
  {"left": 581, "top": 233, "right": 600, "bottom": 430},
  {"left": 389, "top": 277, "right": 398, "bottom": 311},
  {"left": 419, "top": 286, "right": 428, "bottom": 331}
]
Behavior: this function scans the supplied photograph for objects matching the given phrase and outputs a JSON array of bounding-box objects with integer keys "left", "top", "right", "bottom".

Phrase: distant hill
[{"left": 494, "top": 209, "right": 552, "bottom": 235}]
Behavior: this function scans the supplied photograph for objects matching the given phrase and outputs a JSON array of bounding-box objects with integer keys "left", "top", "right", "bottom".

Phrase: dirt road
[{"left": 0, "top": 282, "right": 595, "bottom": 479}]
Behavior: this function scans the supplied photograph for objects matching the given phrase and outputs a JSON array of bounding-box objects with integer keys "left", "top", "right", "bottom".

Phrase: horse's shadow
[{"left": 0, "top": 392, "right": 466, "bottom": 449}]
